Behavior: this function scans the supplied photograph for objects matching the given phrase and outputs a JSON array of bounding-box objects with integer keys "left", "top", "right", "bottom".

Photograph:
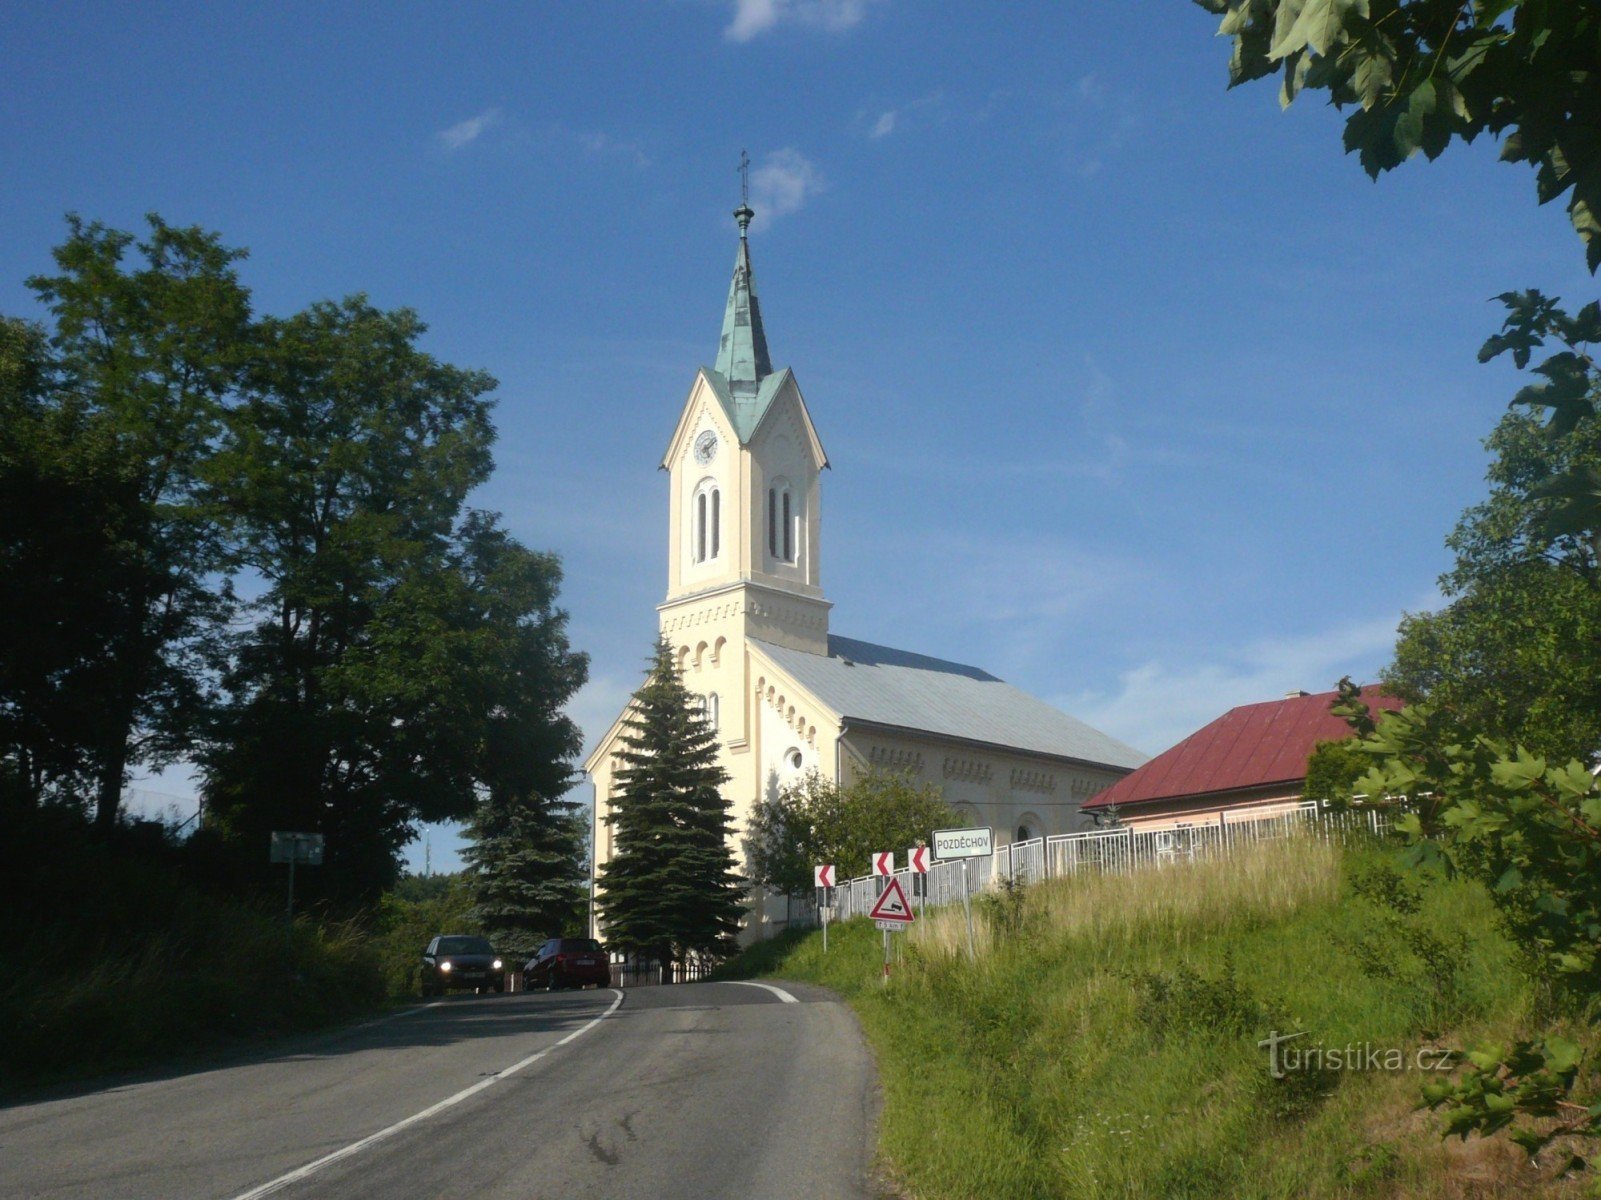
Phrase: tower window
[
  {"left": 706, "top": 692, "right": 719, "bottom": 731},
  {"left": 693, "top": 480, "right": 721, "bottom": 564},
  {"left": 768, "top": 480, "right": 796, "bottom": 565}
]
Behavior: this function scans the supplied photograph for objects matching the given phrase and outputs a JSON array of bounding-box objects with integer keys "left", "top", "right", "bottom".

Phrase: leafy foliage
[
  {"left": 4, "top": 217, "right": 251, "bottom": 828},
  {"left": 743, "top": 769, "right": 955, "bottom": 896},
  {"left": 1303, "top": 736, "right": 1374, "bottom": 803},
  {"left": 1333, "top": 679, "right": 1601, "bottom": 1174},
  {"left": 371, "top": 872, "right": 480, "bottom": 998},
  {"left": 1194, "top": 1, "right": 1601, "bottom": 269},
  {"left": 597, "top": 641, "right": 745, "bottom": 965},
  {"left": 1387, "top": 292, "right": 1601, "bottom": 760},
  {"left": 3, "top": 214, "right": 588, "bottom": 911}
]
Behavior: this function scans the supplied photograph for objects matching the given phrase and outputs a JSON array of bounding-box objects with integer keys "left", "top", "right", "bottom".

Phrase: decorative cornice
[
  {"left": 942, "top": 755, "right": 993, "bottom": 784},
  {"left": 870, "top": 746, "right": 924, "bottom": 773},
  {"left": 1010, "top": 767, "right": 1057, "bottom": 794}
]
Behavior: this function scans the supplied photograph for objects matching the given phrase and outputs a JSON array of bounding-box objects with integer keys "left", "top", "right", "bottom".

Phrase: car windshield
[
  {"left": 559, "top": 939, "right": 603, "bottom": 953},
  {"left": 437, "top": 936, "right": 494, "bottom": 955}
]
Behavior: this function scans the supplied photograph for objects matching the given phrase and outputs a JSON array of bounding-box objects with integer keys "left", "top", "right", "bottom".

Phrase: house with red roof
[{"left": 1079, "top": 685, "right": 1401, "bottom": 830}]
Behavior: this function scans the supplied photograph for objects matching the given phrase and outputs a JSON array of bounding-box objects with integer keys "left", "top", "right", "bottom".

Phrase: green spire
[{"left": 714, "top": 203, "right": 772, "bottom": 397}]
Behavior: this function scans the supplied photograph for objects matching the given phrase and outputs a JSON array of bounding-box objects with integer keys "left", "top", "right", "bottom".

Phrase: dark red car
[{"left": 524, "top": 937, "right": 609, "bottom": 990}]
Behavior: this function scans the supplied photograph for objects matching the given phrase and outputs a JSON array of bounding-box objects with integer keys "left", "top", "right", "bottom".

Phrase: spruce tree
[
  {"left": 463, "top": 796, "right": 588, "bottom": 962},
  {"left": 598, "top": 640, "right": 744, "bottom": 971}
]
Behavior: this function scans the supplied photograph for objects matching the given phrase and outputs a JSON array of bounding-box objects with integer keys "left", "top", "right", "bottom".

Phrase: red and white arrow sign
[
  {"left": 907, "top": 846, "right": 929, "bottom": 873},
  {"left": 813, "top": 864, "right": 834, "bottom": 888},
  {"left": 871, "top": 851, "right": 894, "bottom": 877},
  {"left": 868, "top": 876, "right": 914, "bottom": 924}
]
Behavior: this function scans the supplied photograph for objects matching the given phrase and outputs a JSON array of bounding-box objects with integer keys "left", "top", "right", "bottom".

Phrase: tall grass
[
  {"left": 0, "top": 808, "right": 388, "bottom": 1092},
  {"left": 723, "top": 839, "right": 1583, "bottom": 1198}
]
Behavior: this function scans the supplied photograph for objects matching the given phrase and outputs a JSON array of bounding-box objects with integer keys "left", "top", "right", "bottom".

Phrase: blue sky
[{"left": 4, "top": 2, "right": 1590, "bottom": 872}]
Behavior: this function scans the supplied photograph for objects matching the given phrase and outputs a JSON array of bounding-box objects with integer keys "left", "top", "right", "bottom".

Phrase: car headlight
[
  {"left": 492, "top": 959, "right": 503, "bottom": 970},
  {"left": 439, "top": 961, "right": 452, "bottom": 972}
]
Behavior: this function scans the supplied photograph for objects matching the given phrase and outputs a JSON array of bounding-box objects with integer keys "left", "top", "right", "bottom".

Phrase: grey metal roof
[{"left": 752, "top": 635, "right": 1148, "bottom": 770}]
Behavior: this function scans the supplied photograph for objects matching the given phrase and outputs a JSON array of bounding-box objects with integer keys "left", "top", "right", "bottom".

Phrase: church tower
[{"left": 657, "top": 200, "right": 831, "bottom": 748}]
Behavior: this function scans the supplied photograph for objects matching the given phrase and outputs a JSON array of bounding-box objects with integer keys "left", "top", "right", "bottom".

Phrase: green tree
[
  {"left": 597, "top": 641, "right": 744, "bottom": 970},
  {"left": 198, "top": 296, "right": 523, "bottom": 904},
  {"left": 373, "top": 871, "right": 479, "bottom": 997},
  {"left": 1302, "top": 736, "right": 1373, "bottom": 803},
  {"left": 1194, "top": 1, "right": 1601, "bottom": 268},
  {"left": 745, "top": 769, "right": 955, "bottom": 896},
  {"left": 1385, "top": 293, "right": 1601, "bottom": 759},
  {"left": 15, "top": 216, "right": 251, "bottom": 829},
  {"left": 458, "top": 519, "right": 591, "bottom": 961}
]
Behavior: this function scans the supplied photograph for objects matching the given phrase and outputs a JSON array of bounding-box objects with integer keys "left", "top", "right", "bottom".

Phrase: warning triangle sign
[{"left": 867, "top": 876, "right": 914, "bottom": 924}]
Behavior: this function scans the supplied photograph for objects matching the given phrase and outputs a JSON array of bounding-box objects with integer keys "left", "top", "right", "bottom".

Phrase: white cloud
[
  {"left": 437, "top": 108, "right": 502, "bottom": 151},
  {"left": 1063, "top": 609, "right": 1412, "bottom": 756},
  {"left": 748, "top": 148, "right": 823, "bottom": 224},
  {"left": 724, "top": 0, "right": 878, "bottom": 41},
  {"left": 569, "top": 127, "right": 651, "bottom": 169},
  {"left": 869, "top": 110, "right": 897, "bottom": 139}
]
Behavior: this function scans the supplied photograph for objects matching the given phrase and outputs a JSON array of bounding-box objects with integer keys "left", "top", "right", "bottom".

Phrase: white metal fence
[{"left": 820, "top": 802, "right": 1389, "bottom": 921}]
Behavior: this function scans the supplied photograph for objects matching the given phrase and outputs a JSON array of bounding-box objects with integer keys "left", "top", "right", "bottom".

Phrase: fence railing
[
  {"left": 608, "top": 952, "right": 717, "bottom": 987},
  {"left": 821, "top": 802, "right": 1389, "bottom": 922}
]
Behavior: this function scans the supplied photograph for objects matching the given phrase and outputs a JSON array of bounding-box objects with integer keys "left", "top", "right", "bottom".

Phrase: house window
[{"left": 693, "top": 481, "right": 720, "bottom": 564}]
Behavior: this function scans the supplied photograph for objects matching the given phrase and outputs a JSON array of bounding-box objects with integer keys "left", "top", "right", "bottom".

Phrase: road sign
[
  {"left": 868, "top": 876, "right": 914, "bottom": 924},
  {"left": 814, "top": 864, "right": 834, "bottom": 888},
  {"left": 270, "top": 831, "right": 324, "bottom": 865},
  {"left": 907, "top": 845, "right": 929, "bottom": 873},
  {"left": 932, "top": 826, "right": 993, "bottom": 860},
  {"left": 871, "top": 851, "right": 894, "bottom": 876}
]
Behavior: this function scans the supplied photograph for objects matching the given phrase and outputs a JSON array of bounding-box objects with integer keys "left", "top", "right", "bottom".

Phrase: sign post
[
  {"left": 813, "top": 864, "right": 834, "bottom": 952},
  {"left": 933, "top": 827, "right": 992, "bottom": 962},
  {"left": 270, "top": 831, "right": 324, "bottom": 921},
  {"left": 867, "top": 875, "right": 915, "bottom": 983}
]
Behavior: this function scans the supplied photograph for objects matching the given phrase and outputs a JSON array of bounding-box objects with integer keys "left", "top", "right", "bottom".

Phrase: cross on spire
[{"left": 734, "top": 149, "right": 755, "bottom": 237}]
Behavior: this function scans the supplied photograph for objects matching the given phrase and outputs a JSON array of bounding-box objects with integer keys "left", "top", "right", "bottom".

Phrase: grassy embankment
[
  {"left": 719, "top": 840, "right": 1597, "bottom": 1198},
  {"left": 1, "top": 812, "right": 478, "bottom": 1094}
]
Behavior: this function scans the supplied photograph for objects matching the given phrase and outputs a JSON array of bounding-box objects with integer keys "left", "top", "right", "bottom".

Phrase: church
[{"left": 584, "top": 199, "right": 1147, "bottom": 936}]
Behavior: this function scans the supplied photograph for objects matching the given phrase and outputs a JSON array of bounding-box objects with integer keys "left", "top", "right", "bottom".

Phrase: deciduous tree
[
  {"left": 745, "top": 770, "right": 955, "bottom": 896},
  {"left": 15, "top": 217, "right": 251, "bottom": 829},
  {"left": 1194, "top": 1, "right": 1601, "bottom": 268}
]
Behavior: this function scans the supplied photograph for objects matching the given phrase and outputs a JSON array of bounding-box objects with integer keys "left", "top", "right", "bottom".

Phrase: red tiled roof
[{"left": 1081, "top": 685, "right": 1401, "bottom": 810}]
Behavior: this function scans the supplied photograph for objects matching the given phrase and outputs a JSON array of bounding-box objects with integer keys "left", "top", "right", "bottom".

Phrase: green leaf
[
  {"left": 1394, "top": 79, "right": 1438, "bottom": 160},
  {"left": 1269, "top": 0, "right": 1368, "bottom": 61},
  {"left": 1543, "top": 1035, "right": 1582, "bottom": 1074}
]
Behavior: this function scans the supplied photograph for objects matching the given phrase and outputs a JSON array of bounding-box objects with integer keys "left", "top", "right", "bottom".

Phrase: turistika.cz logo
[{"left": 1257, "top": 1030, "right": 1456, "bottom": 1079}]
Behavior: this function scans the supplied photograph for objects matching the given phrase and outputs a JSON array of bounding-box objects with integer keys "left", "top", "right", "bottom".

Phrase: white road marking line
[
  {"left": 724, "top": 980, "right": 799, "bottom": 1004},
  {"left": 228, "top": 989, "right": 626, "bottom": 1200}
]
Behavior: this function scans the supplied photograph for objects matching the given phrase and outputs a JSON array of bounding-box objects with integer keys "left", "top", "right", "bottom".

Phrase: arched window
[
  {"left": 705, "top": 692, "right": 719, "bottom": 731},
  {"left": 767, "top": 480, "right": 795, "bottom": 564},
  {"left": 693, "top": 480, "right": 721, "bottom": 564}
]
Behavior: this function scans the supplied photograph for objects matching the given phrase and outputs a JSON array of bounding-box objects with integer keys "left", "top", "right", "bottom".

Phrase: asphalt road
[{"left": 0, "top": 980, "right": 878, "bottom": 1200}]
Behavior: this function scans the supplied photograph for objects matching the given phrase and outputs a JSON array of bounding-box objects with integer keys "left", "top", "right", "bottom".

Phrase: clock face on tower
[{"left": 693, "top": 430, "right": 718, "bottom": 465}]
